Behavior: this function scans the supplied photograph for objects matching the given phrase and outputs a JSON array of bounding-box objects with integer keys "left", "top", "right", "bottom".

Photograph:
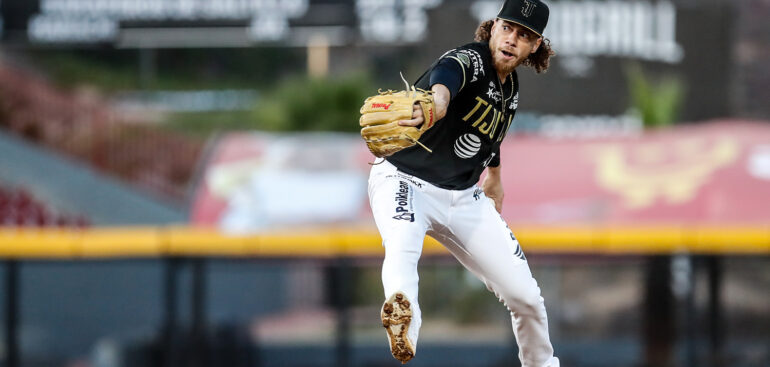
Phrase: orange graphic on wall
[{"left": 591, "top": 138, "right": 739, "bottom": 209}]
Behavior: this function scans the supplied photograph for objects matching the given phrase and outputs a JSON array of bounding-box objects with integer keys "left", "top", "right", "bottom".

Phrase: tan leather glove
[{"left": 359, "top": 87, "right": 436, "bottom": 158}]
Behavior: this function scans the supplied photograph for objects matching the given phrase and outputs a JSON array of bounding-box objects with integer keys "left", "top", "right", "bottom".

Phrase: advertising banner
[{"left": 191, "top": 121, "right": 770, "bottom": 232}]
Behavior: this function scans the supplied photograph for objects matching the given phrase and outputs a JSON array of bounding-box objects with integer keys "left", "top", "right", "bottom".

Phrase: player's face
[{"left": 489, "top": 19, "right": 542, "bottom": 76}]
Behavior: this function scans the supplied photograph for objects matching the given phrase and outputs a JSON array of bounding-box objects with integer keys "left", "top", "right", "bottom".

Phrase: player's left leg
[{"left": 436, "top": 186, "right": 558, "bottom": 367}]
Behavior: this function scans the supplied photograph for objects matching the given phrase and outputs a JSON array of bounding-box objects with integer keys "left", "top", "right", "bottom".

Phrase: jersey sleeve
[
  {"left": 432, "top": 45, "right": 485, "bottom": 95},
  {"left": 488, "top": 145, "right": 501, "bottom": 167},
  {"left": 428, "top": 58, "right": 464, "bottom": 99}
]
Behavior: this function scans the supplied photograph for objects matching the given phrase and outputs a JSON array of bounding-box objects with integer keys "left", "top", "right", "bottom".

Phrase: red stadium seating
[
  {"left": 0, "top": 184, "right": 89, "bottom": 228},
  {"left": 0, "top": 62, "right": 204, "bottom": 202}
]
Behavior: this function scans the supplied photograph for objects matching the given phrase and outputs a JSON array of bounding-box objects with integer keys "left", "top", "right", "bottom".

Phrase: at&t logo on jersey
[
  {"left": 393, "top": 181, "right": 415, "bottom": 222},
  {"left": 454, "top": 134, "right": 482, "bottom": 159}
]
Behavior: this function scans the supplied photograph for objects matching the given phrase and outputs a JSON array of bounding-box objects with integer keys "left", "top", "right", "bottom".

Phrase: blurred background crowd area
[
  {"left": 0, "top": 0, "right": 767, "bottom": 207},
  {"left": 0, "top": 1, "right": 768, "bottom": 367}
]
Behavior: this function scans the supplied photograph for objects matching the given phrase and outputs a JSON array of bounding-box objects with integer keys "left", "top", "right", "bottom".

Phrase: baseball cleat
[{"left": 381, "top": 292, "right": 415, "bottom": 364}]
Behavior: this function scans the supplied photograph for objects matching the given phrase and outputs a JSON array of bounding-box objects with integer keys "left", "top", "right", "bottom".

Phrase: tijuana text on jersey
[{"left": 386, "top": 42, "right": 519, "bottom": 190}]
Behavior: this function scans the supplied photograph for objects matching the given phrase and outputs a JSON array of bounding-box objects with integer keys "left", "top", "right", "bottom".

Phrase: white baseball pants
[{"left": 368, "top": 159, "right": 557, "bottom": 367}]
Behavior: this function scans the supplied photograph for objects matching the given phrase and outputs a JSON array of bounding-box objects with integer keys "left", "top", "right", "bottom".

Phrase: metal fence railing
[{"left": 1, "top": 227, "right": 768, "bottom": 367}]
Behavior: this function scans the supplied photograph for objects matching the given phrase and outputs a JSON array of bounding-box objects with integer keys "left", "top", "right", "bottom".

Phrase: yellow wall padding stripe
[{"left": 0, "top": 225, "right": 768, "bottom": 259}]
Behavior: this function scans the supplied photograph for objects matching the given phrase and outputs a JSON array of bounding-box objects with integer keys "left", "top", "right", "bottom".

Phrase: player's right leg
[{"left": 368, "top": 160, "right": 431, "bottom": 363}]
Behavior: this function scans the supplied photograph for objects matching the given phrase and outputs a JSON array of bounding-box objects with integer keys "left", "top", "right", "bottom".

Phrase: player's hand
[
  {"left": 482, "top": 167, "right": 504, "bottom": 213},
  {"left": 397, "top": 84, "right": 449, "bottom": 127},
  {"left": 398, "top": 103, "right": 425, "bottom": 127}
]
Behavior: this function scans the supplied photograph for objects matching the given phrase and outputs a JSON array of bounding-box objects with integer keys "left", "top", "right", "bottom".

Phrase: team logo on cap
[{"left": 521, "top": 0, "right": 537, "bottom": 17}]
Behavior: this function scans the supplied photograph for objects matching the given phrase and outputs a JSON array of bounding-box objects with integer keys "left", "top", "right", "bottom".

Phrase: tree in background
[
  {"left": 253, "top": 73, "right": 374, "bottom": 132},
  {"left": 626, "top": 64, "right": 685, "bottom": 128}
]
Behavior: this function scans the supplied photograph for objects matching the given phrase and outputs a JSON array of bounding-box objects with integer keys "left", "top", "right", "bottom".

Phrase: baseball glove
[{"left": 359, "top": 86, "right": 436, "bottom": 158}]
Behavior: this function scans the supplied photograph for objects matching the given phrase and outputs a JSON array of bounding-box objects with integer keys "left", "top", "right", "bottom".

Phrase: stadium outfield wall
[{"left": 0, "top": 225, "right": 767, "bottom": 259}]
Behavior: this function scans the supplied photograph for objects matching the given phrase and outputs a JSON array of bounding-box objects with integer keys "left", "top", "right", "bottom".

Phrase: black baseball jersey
[{"left": 386, "top": 42, "right": 520, "bottom": 190}]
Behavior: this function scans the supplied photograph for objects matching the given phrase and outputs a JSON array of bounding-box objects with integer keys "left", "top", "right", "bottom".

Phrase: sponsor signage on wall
[
  {"left": 0, "top": 0, "right": 732, "bottom": 120},
  {"left": 462, "top": 0, "right": 730, "bottom": 121},
  {"left": 0, "top": 0, "right": 445, "bottom": 45},
  {"left": 28, "top": 0, "right": 310, "bottom": 42},
  {"left": 356, "top": 0, "right": 442, "bottom": 43},
  {"left": 472, "top": 0, "right": 684, "bottom": 78},
  {"left": 191, "top": 122, "right": 770, "bottom": 231}
]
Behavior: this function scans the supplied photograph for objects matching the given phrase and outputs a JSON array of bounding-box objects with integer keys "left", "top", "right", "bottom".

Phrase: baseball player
[{"left": 366, "top": 0, "right": 559, "bottom": 365}]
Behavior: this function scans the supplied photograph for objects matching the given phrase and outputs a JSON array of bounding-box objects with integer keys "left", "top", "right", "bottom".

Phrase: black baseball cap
[{"left": 497, "top": 0, "right": 550, "bottom": 37}]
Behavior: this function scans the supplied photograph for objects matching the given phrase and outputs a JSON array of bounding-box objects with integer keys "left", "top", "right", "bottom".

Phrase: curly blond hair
[{"left": 474, "top": 19, "right": 555, "bottom": 74}]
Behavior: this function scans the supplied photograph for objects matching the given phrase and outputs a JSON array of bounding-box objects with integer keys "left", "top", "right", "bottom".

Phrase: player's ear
[
  {"left": 531, "top": 37, "right": 543, "bottom": 53},
  {"left": 490, "top": 18, "right": 501, "bottom": 36}
]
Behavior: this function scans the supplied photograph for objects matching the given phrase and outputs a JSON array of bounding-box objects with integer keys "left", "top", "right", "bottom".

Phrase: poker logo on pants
[{"left": 393, "top": 181, "right": 415, "bottom": 222}]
